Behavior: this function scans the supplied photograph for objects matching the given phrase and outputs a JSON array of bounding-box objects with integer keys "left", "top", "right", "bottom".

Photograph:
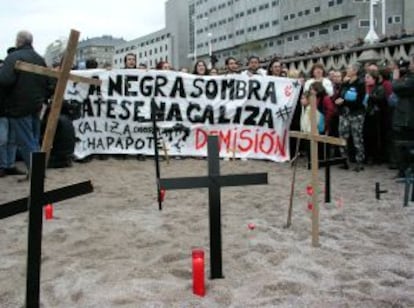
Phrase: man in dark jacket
[
  {"left": 392, "top": 55, "right": 414, "bottom": 177},
  {"left": 0, "top": 30, "right": 50, "bottom": 175},
  {"left": 0, "top": 49, "right": 25, "bottom": 177}
]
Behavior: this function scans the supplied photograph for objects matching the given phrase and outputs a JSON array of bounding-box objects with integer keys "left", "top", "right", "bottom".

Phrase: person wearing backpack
[{"left": 334, "top": 63, "right": 366, "bottom": 172}]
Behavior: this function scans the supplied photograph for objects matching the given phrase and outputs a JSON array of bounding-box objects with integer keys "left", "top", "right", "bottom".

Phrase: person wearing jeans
[
  {"left": 0, "top": 117, "right": 23, "bottom": 177},
  {"left": 0, "top": 31, "right": 50, "bottom": 178}
]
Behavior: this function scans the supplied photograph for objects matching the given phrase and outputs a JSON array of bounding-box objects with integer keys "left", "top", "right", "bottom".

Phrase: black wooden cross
[
  {"left": 318, "top": 144, "right": 347, "bottom": 203},
  {"left": 0, "top": 152, "right": 93, "bottom": 308},
  {"left": 396, "top": 168, "right": 414, "bottom": 207},
  {"left": 151, "top": 99, "right": 163, "bottom": 211},
  {"left": 375, "top": 182, "right": 388, "bottom": 200},
  {"left": 159, "top": 135, "right": 268, "bottom": 279}
]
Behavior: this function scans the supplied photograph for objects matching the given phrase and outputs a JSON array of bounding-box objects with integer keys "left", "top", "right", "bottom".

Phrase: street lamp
[
  {"left": 364, "top": 0, "right": 380, "bottom": 44},
  {"left": 207, "top": 32, "right": 213, "bottom": 57}
]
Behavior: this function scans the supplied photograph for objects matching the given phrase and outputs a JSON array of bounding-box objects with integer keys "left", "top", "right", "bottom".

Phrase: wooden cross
[
  {"left": 159, "top": 135, "right": 268, "bottom": 279},
  {"left": 14, "top": 29, "right": 101, "bottom": 165},
  {"left": 289, "top": 94, "right": 346, "bottom": 247},
  {"left": 0, "top": 152, "right": 93, "bottom": 308}
]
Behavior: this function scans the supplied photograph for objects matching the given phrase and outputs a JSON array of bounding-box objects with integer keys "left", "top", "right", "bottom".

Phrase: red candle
[
  {"left": 306, "top": 185, "right": 314, "bottom": 196},
  {"left": 160, "top": 189, "right": 166, "bottom": 202},
  {"left": 192, "top": 249, "right": 205, "bottom": 297},
  {"left": 45, "top": 204, "right": 53, "bottom": 220}
]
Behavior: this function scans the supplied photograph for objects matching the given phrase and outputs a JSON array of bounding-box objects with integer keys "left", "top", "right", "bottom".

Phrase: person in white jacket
[{"left": 304, "top": 63, "right": 334, "bottom": 97}]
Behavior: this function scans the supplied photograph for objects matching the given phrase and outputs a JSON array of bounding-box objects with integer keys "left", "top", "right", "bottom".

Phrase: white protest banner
[{"left": 65, "top": 69, "right": 301, "bottom": 161}]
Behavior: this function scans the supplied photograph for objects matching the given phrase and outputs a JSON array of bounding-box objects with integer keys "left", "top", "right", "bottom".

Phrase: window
[
  {"left": 359, "top": 19, "right": 370, "bottom": 28},
  {"left": 314, "top": 6, "right": 320, "bottom": 13},
  {"left": 333, "top": 25, "right": 340, "bottom": 31},
  {"left": 309, "top": 31, "right": 315, "bottom": 37},
  {"left": 328, "top": 0, "right": 334, "bottom": 7},
  {"left": 341, "top": 23, "right": 348, "bottom": 30},
  {"left": 298, "top": 11, "right": 303, "bottom": 17},
  {"left": 394, "top": 15, "right": 402, "bottom": 23},
  {"left": 284, "top": 15, "right": 288, "bottom": 21},
  {"left": 337, "top": 0, "right": 343, "bottom": 4},
  {"left": 287, "top": 36, "right": 293, "bottom": 42},
  {"left": 305, "top": 9, "right": 310, "bottom": 15},
  {"left": 319, "top": 28, "right": 329, "bottom": 35},
  {"left": 293, "top": 35, "right": 299, "bottom": 40},
  {"left": 272, "top": 19, "right": 279, "bottom": 26},
  {"left": 290, "top": 13, "right": 295, "bottom": 19}
]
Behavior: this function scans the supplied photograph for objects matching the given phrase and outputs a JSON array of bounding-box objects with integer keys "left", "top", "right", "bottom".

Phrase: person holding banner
[
  {"left": 242, "top": 55, "right": 267, "bottom": 77},
  {"left": 192, "top": 60, "right": 209, "bottom": 76},
  {"left": 124, "top": 53, "right": 137, "bottom": 69},
  {"left": 224, "top": 57, "right": 239, "bottom": 75}
]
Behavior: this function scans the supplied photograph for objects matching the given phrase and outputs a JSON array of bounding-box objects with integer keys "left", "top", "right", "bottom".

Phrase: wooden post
[
  {"left": 288, "top": 96, "right": 346, "bottom": 247},
  {"left": 41, "top": 30, "right": 80, "bottom": 163},
  {"left": 309, "top": 94, "right": 320, "bottom": 247}
]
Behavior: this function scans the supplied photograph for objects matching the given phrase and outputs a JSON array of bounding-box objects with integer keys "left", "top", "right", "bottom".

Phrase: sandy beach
[{"left": 0, "top": 157, "right": 413, "bottom": 307}]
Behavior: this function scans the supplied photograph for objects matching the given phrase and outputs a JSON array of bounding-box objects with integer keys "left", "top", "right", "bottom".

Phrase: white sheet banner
[{"left": 65, "top": 69, "right": 301, "bottom": 161}]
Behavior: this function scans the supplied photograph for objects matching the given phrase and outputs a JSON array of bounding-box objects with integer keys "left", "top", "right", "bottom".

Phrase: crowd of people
[
  {"left": 260, "top": 29, "right": 414, "bottom": 63},
  {"left": 1, "top": 30, "right": 413, "bottom": 182}
]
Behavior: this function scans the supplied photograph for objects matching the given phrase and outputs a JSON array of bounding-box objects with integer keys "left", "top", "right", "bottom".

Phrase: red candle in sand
[
  {"left": 192, "top": 249, "right": 205, "bottom": 297},
  {"left": 160, "top": 189, "right": 166, "bottom": 202},
  {"left": 45, "top": 204, "right": 53, "bottom": 220},
  {"left": 306, "top": 185, "right": 314, "bottom": 196}
]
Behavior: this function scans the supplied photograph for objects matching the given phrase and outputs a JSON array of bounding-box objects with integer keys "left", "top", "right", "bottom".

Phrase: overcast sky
[{"left": 0, "top": 0, "right": 167, "bottom": 59}]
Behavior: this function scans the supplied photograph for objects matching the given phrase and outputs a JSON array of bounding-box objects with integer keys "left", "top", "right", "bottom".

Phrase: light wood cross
[
  {"left": 15, "top": 29, "right": 101, "bottom": 165},
  {"left": 289, "top": 94, "right": 346, "bottom": 247}
]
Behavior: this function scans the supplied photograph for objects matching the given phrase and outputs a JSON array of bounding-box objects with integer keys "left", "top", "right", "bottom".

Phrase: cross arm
[
  {"left": 0, "top": 181, "right": 93, "bottom": 219},
  {"left": 15, "top": 61, "right": 102, "bottom": 86},
  {"left": 289, "top": 131, "right": 346, "bottom": 146},
  {"left": 160, "top": 177, "right": 210, "bottom": 190},
  {"left": 216, "top": 173, "right": 268, "bottom": 187},
  {"left": 160, "top": 173, "right": 268, "bottom": 190}
]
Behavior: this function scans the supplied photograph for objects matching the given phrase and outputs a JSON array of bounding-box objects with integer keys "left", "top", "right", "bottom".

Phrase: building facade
[
  {"left": 191, "top": 0, "right": 409, "bottom": 65},
  {"left": 113, "top": 30, "right": 173, "bottom": 69},
  {"left": 76, "top": 35, "right": 126, "bottom": 68},
  {"left": 113, "top": 0, "right": 190, "bottom": 69}
]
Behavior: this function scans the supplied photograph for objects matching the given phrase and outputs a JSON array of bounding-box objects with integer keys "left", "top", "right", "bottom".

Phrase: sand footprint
[{"left": 170, "top": 268, "right": 191, "bottom": 280}]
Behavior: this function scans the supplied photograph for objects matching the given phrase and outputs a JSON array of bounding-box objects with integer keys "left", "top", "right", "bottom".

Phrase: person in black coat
[
  {"left": 0, "top": 48, "right": 25, "bottom": 177},
  {"left": 391, "top": 56, "right": 414, "bottom": 177},
  {"left": 0, "top": 30, "right": 51, "bottom": 174}
]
